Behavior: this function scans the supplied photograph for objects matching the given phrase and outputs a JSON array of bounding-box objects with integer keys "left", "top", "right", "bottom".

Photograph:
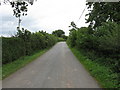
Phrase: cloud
[
  {"left": 0, "top": 0, "right": 89, "bottom": 36},
  {"left": 0, "top": 15, "right": 17, "bottom": 36}
]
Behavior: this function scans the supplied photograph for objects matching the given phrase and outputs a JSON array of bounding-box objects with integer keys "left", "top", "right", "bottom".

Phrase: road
[{"left": 3, "top": 42, "right": 100, "bottom": 88}]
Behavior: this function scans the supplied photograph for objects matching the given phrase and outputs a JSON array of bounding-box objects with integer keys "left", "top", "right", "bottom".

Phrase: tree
[
  {"left": 52, "top": 30, "right": 65, "bottom": 37},
  {"left": 0, "top": 0, "right": 37, "bottom": 29},
  {"left": 16, "top": 28, "right": 31, "bottom": 41},
  {"left": 86, "top": 2, "right": 120, "bottom": 29},
  {"left": 62, "top": 35, "right": 68, "bottom": 40}
]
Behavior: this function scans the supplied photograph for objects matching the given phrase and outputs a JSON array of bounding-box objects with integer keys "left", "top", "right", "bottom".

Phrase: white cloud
[{"left": 0, "top": 0, "right": 89, "bottom": 36}]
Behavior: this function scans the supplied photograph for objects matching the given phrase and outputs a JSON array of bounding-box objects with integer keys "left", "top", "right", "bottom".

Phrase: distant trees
[
  {"left": 52, "top": 30, "right": 65, "bottom": 37},
  {"left": 52, "top": 30, "right": 68, "bottom": 41}
]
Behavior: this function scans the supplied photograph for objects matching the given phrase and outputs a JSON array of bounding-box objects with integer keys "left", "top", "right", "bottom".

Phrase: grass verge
[
  {"left": 69, "top": 47, "right": 119, "bottom": 88},
  {"left": 2, "top": 48, "right": 50, "bottom": 80}
]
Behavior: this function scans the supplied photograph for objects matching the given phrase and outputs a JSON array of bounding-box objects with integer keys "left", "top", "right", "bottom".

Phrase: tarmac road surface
[{"left": 3, "top": 42, "right": 100, "bottom": 88}]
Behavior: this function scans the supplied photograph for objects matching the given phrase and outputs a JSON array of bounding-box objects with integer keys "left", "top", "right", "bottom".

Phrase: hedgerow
[
  {"left": 2, "top": 29, "right": 58, "bottom": 64},
  {"left": 67, "top": 21, "right": 120, "bottom": 87}
]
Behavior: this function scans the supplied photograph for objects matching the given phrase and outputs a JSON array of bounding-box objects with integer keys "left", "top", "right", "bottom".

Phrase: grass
[
  {"left": 69, "top": 47, "right": 119, "bottom": 88},
  {"left": 2, "top": 48, "right": 50, "bottom": 80}
]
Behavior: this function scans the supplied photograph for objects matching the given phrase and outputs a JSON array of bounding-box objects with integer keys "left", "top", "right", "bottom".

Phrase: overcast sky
[{"left": 0, "top": 0, "right": 89, "bottom": 37}]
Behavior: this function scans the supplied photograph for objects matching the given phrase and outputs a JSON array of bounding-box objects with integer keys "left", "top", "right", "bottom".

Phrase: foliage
[
  {"left": 1, "top": 0, "right": 36, "bottom": 17},
  {"left": 69, "top": 47, "right": 119, "bottom": 88},
  {"left": 62, "top": 35, "right": 68, "bottom": 40},
  {"left": 2, "top": 37, "right": 25, "bottom": 64},
  {"left": 52, "top": 29, "right": 65, "bottom": 37},
  {"left": 94, "top": 22, "right": 120, "bottom": 56},
  {"left": 67, "top": 2, "right": 120, "bottom": 88},
  {"left": 67, "top": 28, "right": 77, "bottom": 47},
  {"left": 52, "top": 29, "right": 68, "bottom": 41},
  {"left": 2, "top": 29, "right": 58, "bottom": 64},
  {"left": 67, "top": 2, "right": 120, "bottom": 87},
  {"left": 58, "top": 37, "right": 65, "bottom": 42},
  {"left": 0, "top": 0, "right": 37, "bottom": 29},
  {"left": 10, "top": 1, "right": 28, "bottom": 18},
  {"left": 67, "top": 22, "right": 120, "bottom": 87},
  {"left": 68, "top": 22, "right": 120, "bottom": 56},
  {"left": 86, "top": 2, "right": 120, "bottom": 29},
  {"left": 76, "top": 27, "right": 95, "bottom": 49},
  {"left": 69, "top": 21, "right": 78, "bottom": 29}
]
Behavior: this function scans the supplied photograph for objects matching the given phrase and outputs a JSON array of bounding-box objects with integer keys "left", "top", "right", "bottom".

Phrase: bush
[
  {"left": 67, "top": 22, "right": 120, "bottom": 87},
  {"left": 67, "top": 29, "right": 77, "bottom": 47},
  {"left": 67, "top": 21, "right": 120, "bottom": 76},
  {"left": 2, "top": 37, "right": 25, "bottom": 64},
  {"left": 2, "top": 29, "right": 58, "bottom": 65},
  {"left": 94, "top": 22, "right": 120, "bottom": 56},
  {"left": 67, "top": 22, "right": 120, "bottom": 58},
  {"left": 76, "top": 27, "right": 98, "bottom": 50}
]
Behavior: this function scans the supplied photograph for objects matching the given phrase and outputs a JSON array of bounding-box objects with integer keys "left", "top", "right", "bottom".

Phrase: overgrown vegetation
[
  {"left": 67, "top": 22, "right": 120, "bottom": 88},
  {"left": 2, "top": 29, "right": 58, "bottom": 65},
  {"left": 69, "top": 47, "right": 119, "bottom": 88},
  {"left": 67, "top": 2, "right": 120, "bottom": 88}
]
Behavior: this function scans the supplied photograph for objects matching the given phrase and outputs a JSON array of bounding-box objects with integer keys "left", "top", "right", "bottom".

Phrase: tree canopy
[
  {"left": 86, "top": 2, "right": 120, "bottom": 29},
  {"left": 52, "top": 30, "right": 65, "bottom": 37}
]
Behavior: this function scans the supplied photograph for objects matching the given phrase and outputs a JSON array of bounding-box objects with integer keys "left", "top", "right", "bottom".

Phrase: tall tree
[{"left": 86, "top": 2, "right": 120, "bottom": 29}]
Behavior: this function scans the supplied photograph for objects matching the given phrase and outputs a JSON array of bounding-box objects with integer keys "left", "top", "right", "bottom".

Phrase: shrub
[
  {"left": 2, "top": 37, "right": 25, "bottom": 64},
  {"left": 94, "top": 22, "right": 120, "bottom": 56},
  {"left": 67, "top": 21, "right": 120, "bottom": 74},
  {"left": 2, "top": 29, "right": 58, "bottom": 65},
  {"left": 67, "top": 28, "right": 77, "bottom": 47}
]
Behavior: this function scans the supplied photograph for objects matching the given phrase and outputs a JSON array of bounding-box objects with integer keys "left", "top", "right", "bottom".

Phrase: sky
[{"left": 0, "top": 0, "right": 89, "bottom": 37}]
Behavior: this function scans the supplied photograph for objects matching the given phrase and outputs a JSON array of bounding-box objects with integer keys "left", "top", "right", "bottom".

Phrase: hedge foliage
[
  {"left": 2, "top": 29, "right": 58, "bottom": 64},
  {"left": 67, "top": 21, "right": 120, "bottom": 73}
]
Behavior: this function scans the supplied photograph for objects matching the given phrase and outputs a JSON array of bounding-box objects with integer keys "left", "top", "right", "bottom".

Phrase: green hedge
[
  {"left": 2, "top": 37, "right": 25, "bottom": 64},
  {"left": 67, "top": 21, "right": 120, "bottom": 87},
  {"left": 67, "top": 21, "right": 120, "bottom": 75},
  {"left": 67, "top": 22, "right": 120, "bottom": 58},
  {"left": 2, "top": 30, "right": 58, "bottom": 64}
]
